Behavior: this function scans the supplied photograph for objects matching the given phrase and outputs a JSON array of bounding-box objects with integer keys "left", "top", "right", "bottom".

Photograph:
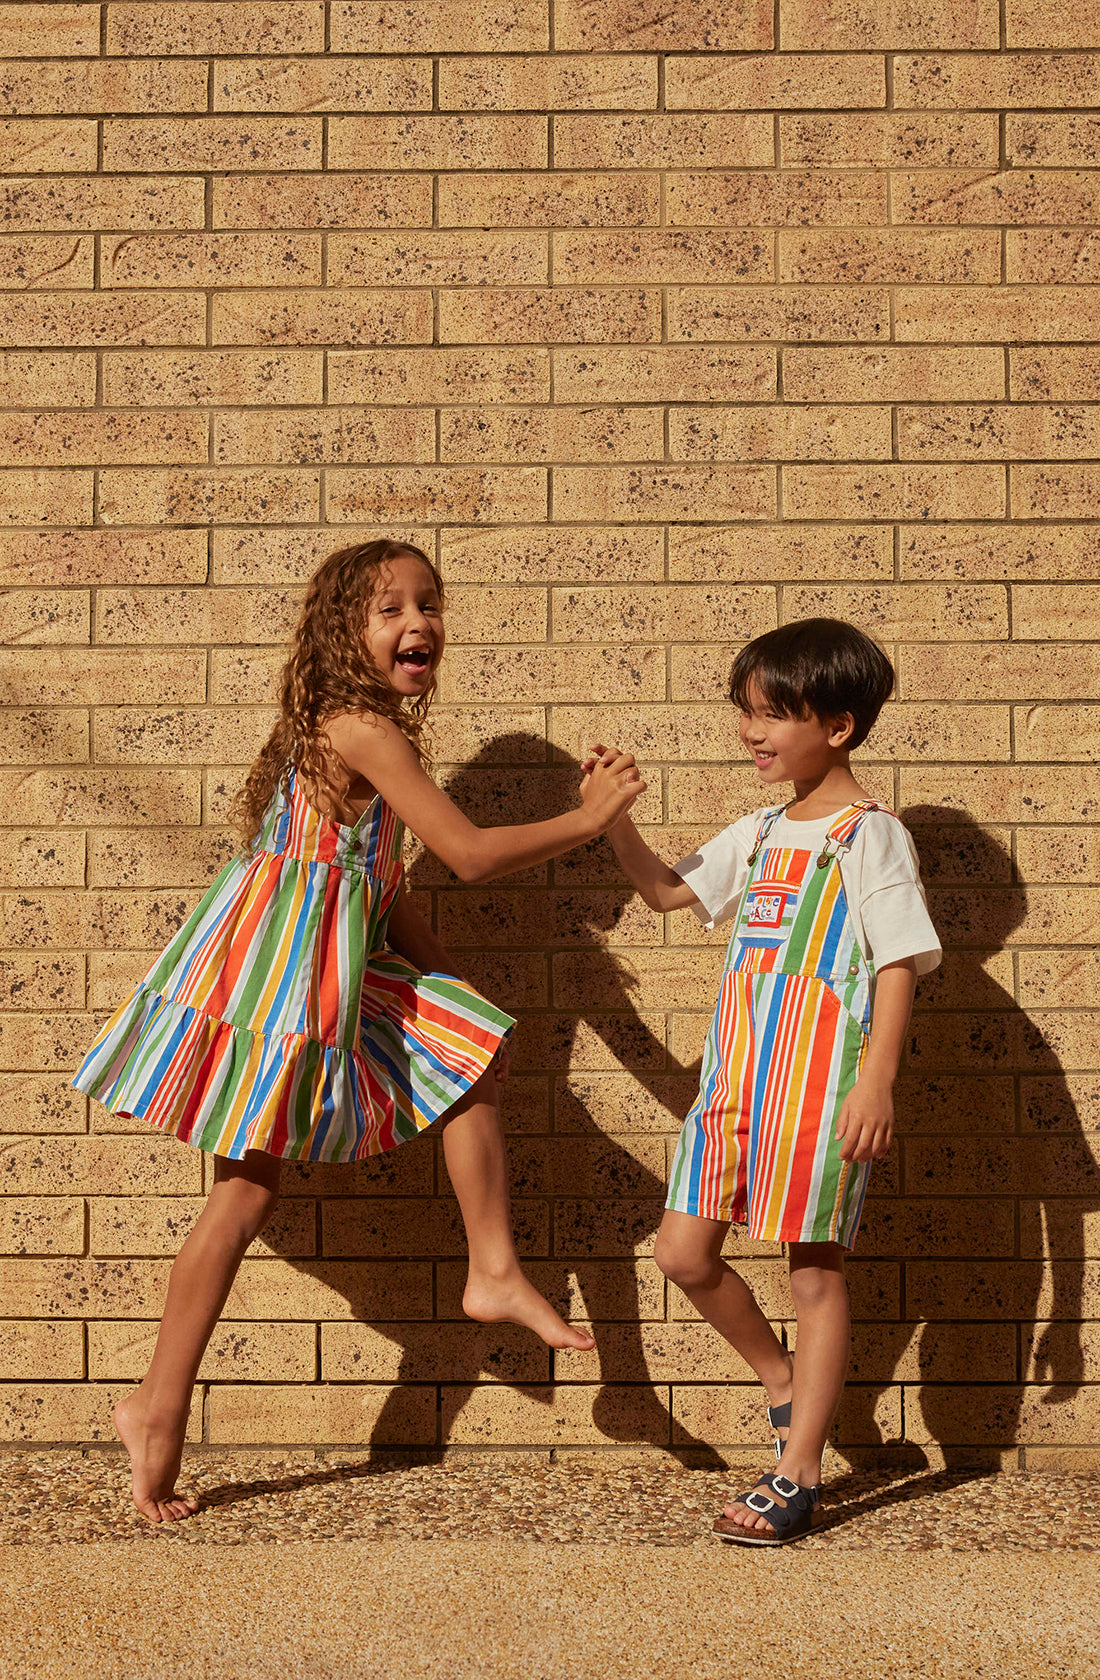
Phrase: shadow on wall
[{"left": 845, "top": 805, "right": 1100, "bottom": 1469}]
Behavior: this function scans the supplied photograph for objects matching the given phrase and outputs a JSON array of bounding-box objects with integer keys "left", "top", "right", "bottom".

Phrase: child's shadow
[
  {"left": 267, "top": 733, "right": 727, "bottom": 1460},
  {"left": 843, "top": 804, "right": 1100, "bottom": 1477}
]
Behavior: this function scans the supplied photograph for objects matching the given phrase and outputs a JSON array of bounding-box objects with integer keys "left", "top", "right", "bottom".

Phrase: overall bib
[{"left": 666, "top": 802, "right": 882, "bottom": 1250}]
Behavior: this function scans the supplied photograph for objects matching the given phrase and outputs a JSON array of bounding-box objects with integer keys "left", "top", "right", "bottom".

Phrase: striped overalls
[{"left": 666, "top": 802, "right": 884, "bottom": 1250}]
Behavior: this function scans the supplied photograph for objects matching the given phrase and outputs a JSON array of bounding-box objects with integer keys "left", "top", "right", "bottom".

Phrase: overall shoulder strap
[
  {"left": 824, "top": 800, "right": 892, "bottom": 850},
  {"left": 747, "top": 805, "right": 787, "bottom": 865}
]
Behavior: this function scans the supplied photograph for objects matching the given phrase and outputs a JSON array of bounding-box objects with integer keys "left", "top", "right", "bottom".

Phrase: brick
[
  {"left": 440, "top": 287, "right": 661, "bottom": 345},
  {"left": 0, "top": 770, "right": 199, "bottom": 828},
  {"left": 1018, "top": 946, "right": 1100, "bottom": 1007},
  {"left": 780, "top": 228, "right": 1000, "bottom": 285},
  {"left": 1021, "top": 1322, "right": 1100, "bottom": 1383},
  {"left": 213, "top": 527, "right": 402, "bottom": 585},
  {"left": 427, "top": 709, "right": 548, "bottom": 768},
  {"left": 323, "top": 1196, "right": 547, "bottom": 1259},
  {"left": 90, "top": 1319, "right": 315, "bottom": 1382},
  {"left": 329, "top": 231, "right": 546, "bottom": 287},
  {"left": 441, "top": 646, "right": 664, "bottom": 706},
  {"left": 561, "top": 1322, "right": 755, "bottom": 1384},
  {"left": 1008, "top": 229, "right": 1100, "bottom": 283},
  {"left": 895, "top": 51, "right": 1100, "bottom": 109},
  {"left": 0, "top": 1384, "right": 200, "bottom": 1445},
  {"left": 4, "top": 885, "right": 198, "bottom": 951},
  {"left": 781, "top": 0, "right": 997, "bottom": 47},
  {"left": 556, "top": 346, "right": 774, "bottom": 404},
  {"left": 908, "top": 1260, "right": 1100, "bottom": 1322},
  {"left": 98, "top": 469, "right": 319, "bottom": 527},
  {"left": 782, "top": 113, "right": 997, "bottom": 168},
  {"left": 898, "top": 286, "right": 1099, "bottom": 343},
  {"left": 94, "top": 707, "right": 271, "bottom": 767},
  {"left": 1006, "top": 0, "right": 1100, "bottom": 45},
  {"left": 439, "top": 888, "right": 652, "bottom": 949},
  {"left": 784, "top": 346, "right": 1003, "bottom": 403},
  {"left": 0, "top": 176, "right": 204, "bottom": 232},
  {"left": 0, "top": 471, "right": 90, "bottom": 525},
  {"left": 870, "top": 701, "right": 1010, "bottom": 761},
  {"left": 89, "top": 1196, "right": 314, "bottom": 1259},
  {"left": 95, "top": 586, "right": 302, "bottom": 647},
  {"left": 438, "top": 171, "right": 659, "bottom": 229},
  {"left": 670, "top": 405, "right": 891, "bottom": 463},
  {"left": 554, "top": 948, "right": 723, "bottom": 1011},
  {"left": 551, "top": 587, "right": 775, "bottom": 649},
  {"left": 900, "top": 405, "right": 1100, "bottom": 462},
  {"left": 1008, "top": 114, "right": 1100, "bottom": 167},
  {"left": 902, "top": 523, "right": 1100, "bottom": 582},
  {"left": 667, "top": 52, "right": 883, "bottom": 109},
  {"left": 0, "top": 832, "right": 84, "bottom": 890},
  {"left": 669, "top": 525, "right": 890, "bottom": 581},
  {"left": 931, "top": 885, "right": 1100, "bottom": 945},
  {"left": 895, "top": 170, "right": 1100, "bottom": 226},
  {"left": 327, "top": 467, "right": 546, "bottom": 526},
  {"left": 847, "top": 1322, "right": 1016, "bottom": 1385},
  {"left": 0, "top": 411, "right": 207, "bottom": 468},
  {"left": 105, "top": 118, "right": 322, "bottom": 174},
  {"left": 911, "top": 946, "right": 1014, "bottom": 1009},
  {"left": 106, "top": 3, "right": 326, "bottom": 55},
  {"left": 553, "top": 229, "right": 771, "bottom": 286},
  {"left": 1014, "top": 467, "right": 1100, "bottom": 519},
  {"left": 0, "top": 1135, "right": 199, "bottom": 1197},
  {"left": 789, "top": 583, "right": 1009, "bottom": 640},
  {"left": 900, "top": 765, "right": 1100, "bottom": 824},
  {"left": 208, "top": 1382, "right": 436, "bottom": 1446},
  {"left": 783, "top": 466, "right": 1004, "bottom": 523},
  {"left": 0, "top": 529, "right": 205, "bottom": 589},
  {"left": 216, "top": 54, "right": 430, "bottom": 114},
  {"left": 215, "top": 289, "right": 431, "bottom": 349},
  {"left": 552, "top": 701, "right": 747, "bottom": 763},
  {"left": 228, "top": 1260, "right": 432, "bottom": 1322},
  {"left": 331, "top": 1, "right": 548, "bottom": 51},
  {"left": 215, "top": 408, "right": 434, "bottom": 467},
  {"left": 330, "top": 115, "right": 546, "bottom": 172},
  {"left": 554, "top": 1073, "right": 695, "bottom": 1131},
  {"left": 665, "top": 762, "right": 781, "bottom": 824},
  {"left": 0, "top": 649, "right": 205, "bottom": 708},
  {"left": 669, "top": 287, "right": 889, "bottom": 343},
  {"left": 556, "top": 114, "right": 772, "bottom": 171},
  {"left": 0, "top": 1075, "right": 86, "bottom": 1134},
  {"left": 557, "top": 0, "right": 772, "bottom": 50},
  {"left": 0, "top": 292, "right": 204, "bottom": 348},
  {"left": 208, "top": 648, "right": 281, "bottom": 704},
  {"left": 102, "top": 232, "right": 321, "bottom": 289},
  {"left": 439, "top": 585, "right": 548, "bottom": 645},
  {"left": 0, "top": 1197, "right": 83, "bottom": 1256},
  {"left": 555, "top": 465, "right": 775, "bottom": 523},
  {"left": 0, "top": 119, "right": 97, "bottom": 174},
  {"left": 442, "top": 1382, "right": 669, "bottom": 1447},
  {"left": 0, "top": 351, "right": 94, "bottom": 407},
  {"left": 0, "top": 7, "right": 98, "bottom": 55},
  {"left": 902, "top": 643, "right": 1100, "bottom": 702},
  {"left": 104, "top": 349, "right": 322, "bottom": 408},
  {"left": 0, "top": 709, "right": 87, "bottom": 766},
  {"left": 213, "top": 173, "right": 430, "bottom": 231},
  {"left": 86, "top": 951, "right": 148, "bottom": 1006},
  {"left": 1017, "top": 830, "right": 1100, "bottom": 883},
  {"left": 0, "top": 589, "right": 88, "bottom": 645},
  {"left": 0, "top": 58, "right": 207, "bottom": 115},
  {"left": 321, "top": 1321, "right": 547, "bottom": 1383},
  {"left": 440, "top": 406, "right": 662, "bottom": 466},
  {"left": 1016, "top": 704, "right": 1100, "bottom": 763},
  {"left": 0, "top": 1321, "right": 82, "bottom": 1379},
  {"left": 441, "top": 526, "right": 663, "bottom": 584},
  {"left": 667, "top": 170, "right": 886, "bottom": 226},
  {"left": 330, "top": 348, "right": 548, "bottom": 406},
  {"left": 276, "top": 1151, "right": 433, "bottom": 1201},
  {"left": 440, "top": 54, "right": 656, "bottom": 112},
  {"left": 1013, "top": 348, "right": 1100, "bottom": 401}
]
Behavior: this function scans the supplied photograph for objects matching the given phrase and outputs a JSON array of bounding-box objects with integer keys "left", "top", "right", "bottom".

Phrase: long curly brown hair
[{"left": 233, "top": 538, "right": 443, "bottom": 849}]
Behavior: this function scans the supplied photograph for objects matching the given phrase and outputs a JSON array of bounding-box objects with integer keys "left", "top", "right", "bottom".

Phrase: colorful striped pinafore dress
[
  {"left": 666, "top": 802, "right": 883, "bottom": 1249},
  {"left": 72, "top": 770, "right": 514, "bottom": 1161}
]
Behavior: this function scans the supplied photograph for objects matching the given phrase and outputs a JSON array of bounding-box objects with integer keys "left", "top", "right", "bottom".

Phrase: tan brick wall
[{"left": 0, "top": 0, "right": 1097, "bottom": 1469}]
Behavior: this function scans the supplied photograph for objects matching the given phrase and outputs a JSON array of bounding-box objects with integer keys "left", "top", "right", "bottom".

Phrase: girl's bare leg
[
  {"left": 442, "top": 1067, "right": 595, "bottom": 1351},
  {"left": 114, "top": 1149, "right": 281, "bottom": 1524}
]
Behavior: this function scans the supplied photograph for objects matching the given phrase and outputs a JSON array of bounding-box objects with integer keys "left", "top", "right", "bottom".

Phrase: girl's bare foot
[
  {"left": 114, "top": 1391, "right": 199, "bottom": 1524},
  {"left": 463, "top": 1272, "right": 596, "bottom": 1351}
]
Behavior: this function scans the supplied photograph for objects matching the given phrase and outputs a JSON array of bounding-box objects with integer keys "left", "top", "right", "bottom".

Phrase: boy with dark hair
[{"left": 584, "top": 617, "right": 940, "bottom": 1545}]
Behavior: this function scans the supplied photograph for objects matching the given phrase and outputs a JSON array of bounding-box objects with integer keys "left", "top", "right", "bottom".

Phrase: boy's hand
[
  {"left": 835, "top": 1071, "right": 894, "bottom": 1162},
  {"left": 579, "top": 744, "right": 645, "bottom": 831}
]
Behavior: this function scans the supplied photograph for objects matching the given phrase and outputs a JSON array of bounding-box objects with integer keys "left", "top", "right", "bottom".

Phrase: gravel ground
[{"left": 0, "top": 1451, "right": 1097, "bottom": 1550}]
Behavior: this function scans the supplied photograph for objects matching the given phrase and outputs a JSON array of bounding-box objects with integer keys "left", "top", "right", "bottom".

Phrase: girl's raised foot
[
  {"left": 463, "top": 1272, "right": 596, "bottom": 1351},
  {"left": 113, "top": 1391, "right": 199, "bottom": 1524}
]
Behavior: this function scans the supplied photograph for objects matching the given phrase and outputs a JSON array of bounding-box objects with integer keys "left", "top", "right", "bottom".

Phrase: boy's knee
[
  {"left": 654, "top": 1232, "right": 717, "bottom": 1292},
  {"left": 789, "top": 1261, "right": 846, "bottom": 1312}
]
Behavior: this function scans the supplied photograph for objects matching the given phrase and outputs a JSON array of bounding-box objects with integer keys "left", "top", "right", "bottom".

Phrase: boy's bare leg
[
  {"left": 654, "top": 1209, "right": 794, "bottom": 1417},
  {"left": 725, "top": 1242, "right": 850, "bottom": 1531},
  {"left": 114, "top": 1149, "right": 281, "bottom": 1524},
  {"left": 442, "top": 1068, "right": 595, "bottom": 1351}
]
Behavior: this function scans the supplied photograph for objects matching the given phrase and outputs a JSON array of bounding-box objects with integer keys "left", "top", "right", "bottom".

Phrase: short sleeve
[
  {"left": 673, "top": 811, "right": 762, "bottom": 930},
  {"left": 851, "top": 814, "right": 941, "bottom": 975}
]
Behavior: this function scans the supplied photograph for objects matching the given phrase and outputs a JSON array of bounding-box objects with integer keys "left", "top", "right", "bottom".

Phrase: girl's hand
[
  {"left": 580, "top": 746, "right": 645, "bottom": 831},
  {"left": 835, "top": 1072, "right": 894, "bottom": 1163}
]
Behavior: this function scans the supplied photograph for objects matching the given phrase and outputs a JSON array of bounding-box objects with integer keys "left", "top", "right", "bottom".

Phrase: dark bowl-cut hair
[{"left": 729, "top": 618, "right": 894, "bottom": 750}]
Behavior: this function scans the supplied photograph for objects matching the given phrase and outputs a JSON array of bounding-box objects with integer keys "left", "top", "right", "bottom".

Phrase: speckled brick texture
[{"left": 0, "top": 1, "right": 1098, "bottom": 1468}]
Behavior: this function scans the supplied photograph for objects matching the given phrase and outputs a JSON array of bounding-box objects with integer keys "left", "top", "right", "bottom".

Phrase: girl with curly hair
[{"left": 73, "top": 539, "right": 644, "bottom": 1523}]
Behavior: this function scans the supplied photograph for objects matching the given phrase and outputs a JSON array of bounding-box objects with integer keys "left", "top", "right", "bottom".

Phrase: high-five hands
[{"left": 579, "top": 742, "right": 645, "bottom": 831}]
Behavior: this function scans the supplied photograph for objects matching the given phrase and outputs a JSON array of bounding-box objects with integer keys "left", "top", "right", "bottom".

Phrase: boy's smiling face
[
  {"left": 738, "top": 678, "right": 853, "bottom": 787},
  {"left": 364, "top": 552, "right": 445, "bottom": 698}
]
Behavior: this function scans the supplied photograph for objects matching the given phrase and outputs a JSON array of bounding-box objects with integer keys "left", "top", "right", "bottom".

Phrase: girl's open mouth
[{"left": 397, "top": 649, "right": 431, "bottom": 671}]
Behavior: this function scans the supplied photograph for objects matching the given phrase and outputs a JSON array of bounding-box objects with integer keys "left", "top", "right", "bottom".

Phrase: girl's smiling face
[
  {"left": 364, "top": 552, "right": 445, "bottom": 697},
  {"left": 737, "top": 678, "right": 852, "bottom": 786}
]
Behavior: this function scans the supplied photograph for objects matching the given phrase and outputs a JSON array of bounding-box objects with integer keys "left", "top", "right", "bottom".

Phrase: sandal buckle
[
  {"left": 772, "top": 1474, "right": 799, "bottom": 1498},
  {"left": 744, "top": 1491, "right": 774, "bottom": 1514}
]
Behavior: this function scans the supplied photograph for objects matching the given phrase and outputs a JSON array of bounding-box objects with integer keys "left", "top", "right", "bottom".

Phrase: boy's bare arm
[
  {"left": 836, "top": 958, "right": 918, "bottom": 1163},
  {"left": 581, "top": 744, "right": 700, "bottom": 913}
]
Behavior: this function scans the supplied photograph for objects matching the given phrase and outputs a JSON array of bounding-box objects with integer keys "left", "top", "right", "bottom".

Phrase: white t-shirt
[{"left": 674, "top": 805, "right": 942, "bottom": 976}]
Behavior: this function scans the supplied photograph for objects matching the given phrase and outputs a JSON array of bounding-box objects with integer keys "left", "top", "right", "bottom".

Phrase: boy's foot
[
  {"left": 463, "top": 1272, "right": 596, "bottom": 1350},
  {"left": 766, "top": 1352, "right": 795, "bottom": 1452},
  {"left": 114, "top": 1391, "right": 199, "bottom": 1524},
  {"left": 723, "top": 1451, "right": 821, "bottom": 1533}
]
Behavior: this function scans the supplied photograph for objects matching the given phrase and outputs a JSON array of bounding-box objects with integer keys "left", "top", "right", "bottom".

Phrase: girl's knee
[{"left": 211, "top": 1156, "right": 281, "bottom": 1241}]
